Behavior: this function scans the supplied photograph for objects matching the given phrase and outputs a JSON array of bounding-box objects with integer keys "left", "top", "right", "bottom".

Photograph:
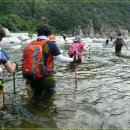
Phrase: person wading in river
[
  {"left": 68, "top": 36, "right": 90, "bottom": 63},
  {"left": 61, "top": 33, "right": 66, "bottom": 42},
  {"left": 49, "top": 35, "right": 64, "bottom": 54},
  {"left": 112, "top": 32, "right": 128, "bottom": 54},
  {"left": 0, "top": 27, "right": 17, "bottom": 108},
  {"left": 22, "top": 24, "right": 76, "bottom": 103},
  {"left": 106, "top": 38, "right": 109, "bottom": 45},
  {"left": 49, "top": 35, "right": 57, "bottom": 43}
]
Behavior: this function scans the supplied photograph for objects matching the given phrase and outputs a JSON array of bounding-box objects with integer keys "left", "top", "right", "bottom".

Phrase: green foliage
[
  {"left": 0, "top": 14, "right": 37, "bottom": 32},
  {"left": 0, "top": 1, "right": 130, "bottom": 34}
]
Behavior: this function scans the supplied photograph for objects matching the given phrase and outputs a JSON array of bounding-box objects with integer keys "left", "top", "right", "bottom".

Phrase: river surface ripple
[{"left": 0, "top": 40, "right": 130, "bottom": 129}]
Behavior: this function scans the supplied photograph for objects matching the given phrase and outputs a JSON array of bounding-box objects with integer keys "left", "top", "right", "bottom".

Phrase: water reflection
[
  {"left": 29, "top": 90, "right": 57, "bottom": 114},
  {"left": 26, "top": 89, "right": 58, "bottom": 128},
  {"left": 0, "top": 88, "right": 58, "bottom": 128}
]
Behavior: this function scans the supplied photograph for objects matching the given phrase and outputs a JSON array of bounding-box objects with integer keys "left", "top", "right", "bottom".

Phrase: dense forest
[{"left": 0, "top": 1, "right": 130, "bottom": 36}]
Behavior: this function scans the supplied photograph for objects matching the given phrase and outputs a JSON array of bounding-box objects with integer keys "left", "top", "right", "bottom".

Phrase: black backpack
[{"left": 116, "top": 38, "right": 123, "bottom": 44}]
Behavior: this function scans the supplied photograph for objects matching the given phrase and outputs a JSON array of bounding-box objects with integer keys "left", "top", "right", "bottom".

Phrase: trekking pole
[
  {"left": 13, "top": 72, "right": 16, "bottom": 94},
  {"left": 74, "top": 51, "right": 77, "bottom": 92},
  {"left": 88, "top": 45, "right": 90, "bottom": 59},
  {"left": 13, "top": 63, "right": 18, "bottom": 94}
]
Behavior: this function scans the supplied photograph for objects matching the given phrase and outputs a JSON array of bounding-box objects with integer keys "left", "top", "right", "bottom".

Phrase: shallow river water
[{"left": 1, "top": 39, "right": 130, "bottom": 129}]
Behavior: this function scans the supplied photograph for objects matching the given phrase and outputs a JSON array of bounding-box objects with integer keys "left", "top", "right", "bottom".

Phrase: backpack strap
[{"left": 31, "top": 39, "right": 48, "bottom": 46}]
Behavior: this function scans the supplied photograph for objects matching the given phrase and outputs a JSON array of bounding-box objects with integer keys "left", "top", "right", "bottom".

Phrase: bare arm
[
  {"left": 4, "top": 61, "right": 16, "bottom": 73},
  {"left": 83, "top": 45, "right": 90, "bottom": 51},
  {"left": 122, "top": 39, "right": 128, "bottom": 49}
]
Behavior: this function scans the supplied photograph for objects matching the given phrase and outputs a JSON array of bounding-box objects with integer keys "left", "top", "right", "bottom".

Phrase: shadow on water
[{"left": 116, "top": 52, "right": 130, "bottom": 59}]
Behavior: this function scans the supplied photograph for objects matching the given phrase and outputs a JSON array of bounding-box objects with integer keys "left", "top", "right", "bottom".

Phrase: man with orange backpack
[
  {"left": 68, "top": 36, "right": 90, "bottom": 63},
  {"left": 22, "top": 24, "right": 75, "bottom": 101}
]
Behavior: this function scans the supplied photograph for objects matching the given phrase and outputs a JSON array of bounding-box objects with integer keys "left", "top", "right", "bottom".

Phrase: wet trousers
[
  {"left": 30, "top": 76, "right": 55, "bottom": 97},
  {"left": 115, "top": 43, "right": 123, "bottom": 54}
]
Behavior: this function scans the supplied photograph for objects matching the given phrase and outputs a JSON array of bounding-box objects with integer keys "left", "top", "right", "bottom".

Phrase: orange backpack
[{"left": 22, "top": 40, "right": 48, "bottom": 80}]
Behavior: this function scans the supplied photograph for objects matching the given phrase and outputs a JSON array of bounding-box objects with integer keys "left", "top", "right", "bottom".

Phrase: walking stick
[
  {"left": 13, "top": 72, "right": 16, "bottom": 94},
  {"left": 13, "top": 63, "right": 18, "bottom": 94},
  {"left": 88, "top": 45, "right": 90, "bottom": 59},
  {"left": 74, "top": 51, "right": 77, "bottom": 92}
]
